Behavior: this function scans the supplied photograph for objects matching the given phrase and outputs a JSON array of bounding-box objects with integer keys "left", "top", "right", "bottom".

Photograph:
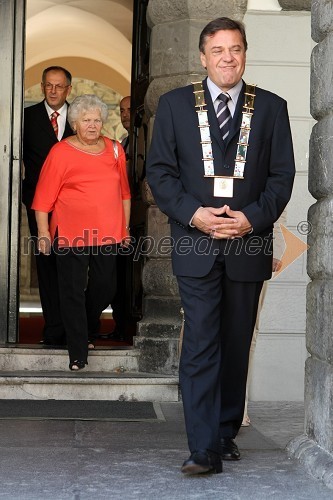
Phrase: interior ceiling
[{"left": 26, "top": 0, "right": 133, "bottom": 95}]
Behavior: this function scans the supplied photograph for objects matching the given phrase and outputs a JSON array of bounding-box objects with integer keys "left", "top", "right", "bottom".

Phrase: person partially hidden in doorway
[
  {"left": 107, "top": 95, "right": 132, "bottom": 342},
  {"left": 242, "top": 210, "right": 286, "bottom": 427},
  {"left": 120, "top": 95, "right": 131, "bottom": 160}
]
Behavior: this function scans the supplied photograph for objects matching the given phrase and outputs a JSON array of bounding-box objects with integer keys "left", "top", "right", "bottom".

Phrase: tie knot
[
  {"left": 51, "top": 111, "right": 59, "bottom": 119},
  {"left": 218, "top": 93, "right": 230, "bottom": 105}
]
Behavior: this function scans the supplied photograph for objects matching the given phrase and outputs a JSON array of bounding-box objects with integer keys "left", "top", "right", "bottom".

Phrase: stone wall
[
  {"left": 279, "top": 0, "right": 310, "bottom": 10},
  {"left": 287, "top": 0, "right": 333, "bottom": 490}
]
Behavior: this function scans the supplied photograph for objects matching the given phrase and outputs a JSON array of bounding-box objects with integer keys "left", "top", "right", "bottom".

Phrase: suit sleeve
[
  {"left": 117, "top": 141, "right": 131, "bottom": 200},
  {"left": 146, "top": 95, "right": 202, "bottom": 226},
  {"left": 242, "top": 99, "right": 295, "bottom": 233}
]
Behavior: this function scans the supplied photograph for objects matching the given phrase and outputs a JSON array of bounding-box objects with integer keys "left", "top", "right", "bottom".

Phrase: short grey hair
[{"left": 68, "top": 94, "right": 109, "bottom": 127}]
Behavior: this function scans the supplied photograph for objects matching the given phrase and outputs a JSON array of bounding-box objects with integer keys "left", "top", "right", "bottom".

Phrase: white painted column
[{"left": 243, "top": 8, "right": 313, "bottom": 401}]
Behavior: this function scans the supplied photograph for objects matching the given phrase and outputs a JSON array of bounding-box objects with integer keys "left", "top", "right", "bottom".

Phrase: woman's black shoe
[{"left": 69, "top": 360, "right": 86, "bottom": 371}]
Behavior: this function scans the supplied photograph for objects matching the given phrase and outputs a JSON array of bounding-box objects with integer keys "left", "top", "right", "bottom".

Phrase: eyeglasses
[{"left": 43, "top": 83, "right": 70, "bottom": 92}]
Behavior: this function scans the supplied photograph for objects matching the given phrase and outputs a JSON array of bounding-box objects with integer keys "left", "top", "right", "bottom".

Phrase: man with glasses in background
[{"left": 22, "top": 66, "right": 73, "bottom": 346}]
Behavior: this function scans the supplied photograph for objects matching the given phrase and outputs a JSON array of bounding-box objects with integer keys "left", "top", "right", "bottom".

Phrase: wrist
[{"left": 189, "top": 206, "right": 203, "bottom": 227}]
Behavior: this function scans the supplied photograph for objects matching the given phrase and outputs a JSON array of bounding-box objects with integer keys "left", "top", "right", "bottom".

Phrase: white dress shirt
[
  {"left": 206, "top": 77, "right": 243, "bottom": 117},
  {"left": 44, "top": 101, "right": 68, "bottom": 140}
]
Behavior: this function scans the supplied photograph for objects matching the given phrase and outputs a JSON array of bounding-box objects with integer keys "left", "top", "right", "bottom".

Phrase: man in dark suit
[
  {"left": 146, "top": 18, "right": 295, "bottom": 475},
  {"left": 22, "top": 65, "right": 73, "bottom": 346}
]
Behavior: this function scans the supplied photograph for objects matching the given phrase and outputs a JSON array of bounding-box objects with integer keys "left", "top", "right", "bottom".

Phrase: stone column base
[
  {"left": 135, "top": 333, "right": 180, "bottom": 376},
  {"left": 287, "top": 434, "right": 333, "bottom": 490}
]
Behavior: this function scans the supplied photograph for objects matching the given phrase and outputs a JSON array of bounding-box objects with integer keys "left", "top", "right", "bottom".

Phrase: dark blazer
[
  {"left": 22, "top": 100, "right": 72, "bottom": 208},
  {"left": 146, "top": 78, "right": 295, "bottom": 281}
]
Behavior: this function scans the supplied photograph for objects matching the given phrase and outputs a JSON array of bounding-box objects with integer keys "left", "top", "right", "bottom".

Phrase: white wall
[{"left": 243, "top": 10, "right": 314, "bottom": 401}]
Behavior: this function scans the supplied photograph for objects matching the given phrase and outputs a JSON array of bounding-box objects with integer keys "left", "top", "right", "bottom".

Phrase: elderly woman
[{"left": 32, "top": 94, "right": 131, "bottom": 371}]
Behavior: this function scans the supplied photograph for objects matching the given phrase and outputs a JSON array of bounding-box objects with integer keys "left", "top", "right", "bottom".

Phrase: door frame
[{"left": 0, "top": 0, "right": 26, "bottom": 343}]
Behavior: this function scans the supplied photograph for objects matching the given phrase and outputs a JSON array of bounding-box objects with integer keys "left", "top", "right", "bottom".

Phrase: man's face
[
  {"left": 200, "top": 29, "right": 246, "bottom": 92},
  {"left": 120, "top": 96, "right": 131, "bottom": 132},
  {"left": 41, "top": 70, "right": 72, "bottom": 111}
]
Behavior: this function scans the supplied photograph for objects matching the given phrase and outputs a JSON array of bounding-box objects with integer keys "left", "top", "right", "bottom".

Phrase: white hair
[{"left": 68, "top": 94, "right": 108, "bottom": 127}]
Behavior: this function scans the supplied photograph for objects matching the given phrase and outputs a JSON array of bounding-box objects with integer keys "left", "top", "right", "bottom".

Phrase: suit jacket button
[{"left": 224, "top": 164, "right": 230, "bottom": 169}]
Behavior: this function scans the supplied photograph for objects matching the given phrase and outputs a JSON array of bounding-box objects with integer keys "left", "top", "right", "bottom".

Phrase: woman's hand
[
  {"left": 35, "top": 211, "right": 51, "bottom": 254},
  {"left": 37, "top": 231, "right": 52, "bottom": 255},
  {"left": 272, "top": 258, "right": 282, "bottom": 272},
  {"left": 121, "top": 228, "right": 131, "bottom": 248}
]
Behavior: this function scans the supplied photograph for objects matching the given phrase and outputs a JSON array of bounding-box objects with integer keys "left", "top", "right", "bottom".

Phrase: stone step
[
  {"left": 0, "top": 347, "right": 139, "bottom": 372},
  {"left": 0, "top": 371, "right": 179, "bottom": 402}
]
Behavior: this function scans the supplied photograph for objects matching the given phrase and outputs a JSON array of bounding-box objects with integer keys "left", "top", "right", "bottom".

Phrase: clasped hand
[{"left": 192, "top": 205, "right": 252, "bottom": 239}]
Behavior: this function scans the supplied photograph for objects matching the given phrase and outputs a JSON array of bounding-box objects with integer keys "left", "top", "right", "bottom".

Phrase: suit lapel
[
  {"left": 37, "top": 101, "right": 59, "bottom": 141},
  {"left": 61, "top": 101, "right": 73, "bottom": 139},
  {"left": 62, "top": 118, "right": 73, "bottom": 139}
]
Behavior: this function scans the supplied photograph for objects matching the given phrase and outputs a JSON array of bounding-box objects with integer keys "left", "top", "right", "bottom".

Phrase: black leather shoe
[
  {"left": 99, "top": 330, "right": 125, "bottom": 341},
  {"left": 220, "top": 438, "right": 241, "bottom": 461},
  {"left": 181, "top": 449, "right": 222, "bottom": 475},
  {"left": 111, "top": 330, "right": 125, "bottom": 341}
]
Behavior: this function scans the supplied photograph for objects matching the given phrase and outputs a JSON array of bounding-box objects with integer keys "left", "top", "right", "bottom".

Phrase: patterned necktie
[
  {"left": 216, "top": 93, "right": 231, "bottom": 141},
  {"left": 50, "top": 111, "right": 59, "bottom": 137}
]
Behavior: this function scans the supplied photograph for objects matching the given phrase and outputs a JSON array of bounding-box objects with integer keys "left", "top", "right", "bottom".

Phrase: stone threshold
[{"left": 0, "top": 371, "right": 179, "bottom": 402}]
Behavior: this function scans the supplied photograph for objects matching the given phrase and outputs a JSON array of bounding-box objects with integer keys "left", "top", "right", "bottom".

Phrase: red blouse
[{"left": 32, "top": 136, "right": 131, "bottom": 247}]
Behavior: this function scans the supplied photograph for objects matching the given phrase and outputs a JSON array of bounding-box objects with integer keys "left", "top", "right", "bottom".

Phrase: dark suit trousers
[
  {"left": 55, "top": 245, "right": 117, "bottom": 364},
  {"left": 26, "top": 208, "right": 66, "bottom": 343},
  {"left": 111, "top": 253, "right": 128, "bottom": 335},
  {"left": 177, "top": 248, "right": 263, "bottom": 454}
]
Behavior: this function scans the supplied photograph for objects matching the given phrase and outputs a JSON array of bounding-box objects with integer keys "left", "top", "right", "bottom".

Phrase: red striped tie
[{"left": 50, "top": 111, "right": 59, "bottom": 137}]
